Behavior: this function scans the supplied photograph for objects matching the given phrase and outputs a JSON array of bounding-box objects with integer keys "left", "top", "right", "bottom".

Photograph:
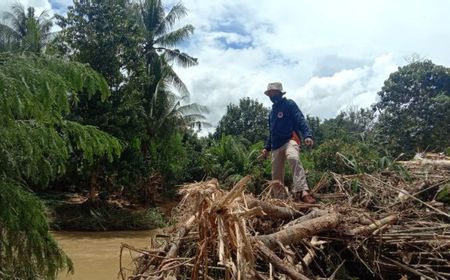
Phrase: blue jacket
[{"left": 264, "top": 98, "right": 312, "bottom": 151}]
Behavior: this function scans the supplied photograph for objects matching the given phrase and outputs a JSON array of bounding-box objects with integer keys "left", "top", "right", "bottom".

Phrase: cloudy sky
[{"left": 2, "top": 0, "right": 450, "bottom": 133}]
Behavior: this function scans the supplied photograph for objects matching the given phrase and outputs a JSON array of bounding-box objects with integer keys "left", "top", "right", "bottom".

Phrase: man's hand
[
  {"left": 304, "top": 137, "right": 314, "bottom": 147},
  {"left": 259, "top": 148, "right": 270, "bottom": 160}
]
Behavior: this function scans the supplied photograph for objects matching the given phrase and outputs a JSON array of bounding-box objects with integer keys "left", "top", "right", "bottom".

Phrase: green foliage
[
  {"left": 436, "top": 183, "right": 450, "bottom": 204},
  {"left": 306, "top": 116, "right": 322, "bottom": 144},
  {"left": 214, "top": 97, "right": 270, "bottom": 143},
  {"left": 316, "top": 108, "right": 375, "bottom": 145},
  {"left": 55, "top": 0, "right": 142, "bottom": 89},
  {"left": 374, "top": 60, "right": 450, "bottom": 157},
  {"left": 0, "top": 53, "right": 121, "bottom": 188},
  {"left": 300, "top": 151, "right": 326, "bottom": 187},
  {"left": 202, "top": 135, "right": 249, "bottom": 184},
  {"left": 182, "top": 132, "right": 209, "bottom": 182},
  {"left": 313, "top": 139, "right": 380, "bottom": 174},
  {"left": 0, "top": 3, "right": 53, "bottom": 53},
  {"left": 0, "top": 53, "right": 121, "bottom": 278},
  {"left": 202, "top": 135, "right": 271, "bottom": 189},
  {"left": 149, "top": 133, "right": 189, "bottom": 191},
  {"left": 0, "top": 178, "right": 73, "bottom": 279}
]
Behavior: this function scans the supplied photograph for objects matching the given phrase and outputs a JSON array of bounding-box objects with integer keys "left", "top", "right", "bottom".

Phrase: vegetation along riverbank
[{"left": 0, "top": 0, "right": 449, "bottom": 279}]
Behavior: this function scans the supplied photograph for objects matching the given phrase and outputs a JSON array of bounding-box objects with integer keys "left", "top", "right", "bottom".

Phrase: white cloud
[
  {"left": 295, "top": 54, "right": 399, "bottom": 119},
  {"left": 0, "top": 0, "right": 53, "bottom": 16}
]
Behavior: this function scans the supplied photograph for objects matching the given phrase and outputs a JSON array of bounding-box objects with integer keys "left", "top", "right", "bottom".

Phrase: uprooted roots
[{"left": 121, "top": 153, "right": 450, "bottom": 280}]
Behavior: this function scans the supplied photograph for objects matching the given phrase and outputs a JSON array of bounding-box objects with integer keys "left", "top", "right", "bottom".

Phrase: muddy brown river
[{"left": 53, "top": 230, "right": 156, "bottom": 280}]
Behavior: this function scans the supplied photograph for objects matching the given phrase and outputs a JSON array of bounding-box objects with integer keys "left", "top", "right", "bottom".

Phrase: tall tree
[
  {"left": 214, "top": 97, "right": 269, "bottom": 143},
  {"left": 55, "top": 0, "right": 142, "bottom": 90},
  {"left": 0, "top": 2, "right": 52, "bottom": 53},
  {"left": 136, "top": 0, "right": 198, "bottom": 97},
  {"left": 0, "top": 53, "right": 121, "bottom": 278},
  {"left": 374, "top": 60, "right": 450, "bottom": 157},
  {"left": 135, "top": 0, "right": 207, "bottom": 152}
]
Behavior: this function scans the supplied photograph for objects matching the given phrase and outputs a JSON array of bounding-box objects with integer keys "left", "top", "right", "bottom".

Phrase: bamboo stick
[{"left": 350, "top": 214, "right": 398, "bottom": 235}]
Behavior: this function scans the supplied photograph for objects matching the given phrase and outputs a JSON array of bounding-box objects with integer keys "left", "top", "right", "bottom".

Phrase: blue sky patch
[{"left": 49, "top": 0, "right": 69, "bottom": 14}]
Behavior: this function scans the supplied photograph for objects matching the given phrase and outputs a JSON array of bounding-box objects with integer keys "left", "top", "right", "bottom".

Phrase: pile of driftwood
[{"left": 121, "top": 153, "right": 450, "bottom": 280}]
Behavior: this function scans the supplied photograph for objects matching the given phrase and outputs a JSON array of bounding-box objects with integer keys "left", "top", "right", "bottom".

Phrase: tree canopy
[
  {"left": 214, "top": 97, "right": 269, "bottom": 143},
  {"left": 374, "top": 60, "right": 450, "bottom": 156}
]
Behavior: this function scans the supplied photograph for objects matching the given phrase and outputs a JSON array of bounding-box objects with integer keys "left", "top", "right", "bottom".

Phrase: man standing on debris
[{"left": 261, "top": 82, "right": 316, "bottom": 203}]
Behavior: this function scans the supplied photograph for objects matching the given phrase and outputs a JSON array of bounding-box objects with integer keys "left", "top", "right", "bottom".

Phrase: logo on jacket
[{"left": 277, "top": 111, "right": 284, "bottom": 118}]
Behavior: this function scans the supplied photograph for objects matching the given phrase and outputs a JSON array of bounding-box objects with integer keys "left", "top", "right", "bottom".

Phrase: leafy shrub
[{"left": 312, "top": 139, "right": 380, "bottom": 174}]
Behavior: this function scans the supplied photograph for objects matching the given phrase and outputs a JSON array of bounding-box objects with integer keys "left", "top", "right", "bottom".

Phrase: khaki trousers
[{"left": 271, "top": 140, "right": 309, "bottom": 194}]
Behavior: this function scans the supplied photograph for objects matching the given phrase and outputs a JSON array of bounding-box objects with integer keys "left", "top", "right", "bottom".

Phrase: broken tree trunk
[
  {"left": 245, "top": 196, "right": 302, "bottom": 220},
  {"left": 256, "top": 212, "right": 341, "bottom": 250},
  {"left": 282, "top": 208, "right": 328, "bottom": 229},
  {"left": 166, "top": 214, "right": 196, "bottom": 259}
]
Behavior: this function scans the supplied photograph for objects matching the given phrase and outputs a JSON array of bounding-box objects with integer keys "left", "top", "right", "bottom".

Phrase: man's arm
[
  {"left": 261, "top": 116, "right": 271, "bottom": 159},
  {"left": 290, "top": 101, "right": 314, "bottom": 146},
  {"left": 290, "top": 101, "right": 312, "bottom": 139}
]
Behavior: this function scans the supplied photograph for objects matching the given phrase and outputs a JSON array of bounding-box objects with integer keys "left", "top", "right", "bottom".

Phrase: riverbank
[{"left": 40, "top": 192, "right": 172, "bottom": 231}]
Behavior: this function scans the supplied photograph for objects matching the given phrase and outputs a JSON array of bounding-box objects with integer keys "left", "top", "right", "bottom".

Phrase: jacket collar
[{"left": 272, "top": 97, "right": 287, "bottom": 108}]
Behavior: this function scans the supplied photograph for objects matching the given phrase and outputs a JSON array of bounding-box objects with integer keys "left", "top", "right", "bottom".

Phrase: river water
[{"left": 53, "top": 230, "right": 156, "bottom": 280}]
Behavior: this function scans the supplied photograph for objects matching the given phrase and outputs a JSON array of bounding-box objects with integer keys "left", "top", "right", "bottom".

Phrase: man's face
[{"left": 266, "top": 90, "right": 282, "bottom": 97}]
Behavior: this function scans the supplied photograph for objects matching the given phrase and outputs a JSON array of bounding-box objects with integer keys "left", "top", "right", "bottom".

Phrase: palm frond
[
  {"left": 182, "top": 113, "right": 208, "bottom": 120},
  {"left": 162, "top": 63, "right": 190, "bottom": 98},
  {"left": 140, "top": 0, "right": 165, "bottom": 35},
  {"left": 3, "top": 2, "right": 27, "bottom": 37},
  {"left": 155, "top": 24, "right": 194, "bottom": 48},
  {"left": 155, "top": 2, "right": 188, "bottom": 36},
  {"left": 37, "top": 10, "right": 53, "bottom": 40},
  {"left": 162, "top": 47, "right": 198, "bottom": 68},
  {"left": 0, "top": 23, "right": 20, "bottom": 39},
  {"left": 177, "top": 103, "right": 209, "bottom": 115},
  {"left": 0, "top": 23, "right": 20, "bottom": 51}
]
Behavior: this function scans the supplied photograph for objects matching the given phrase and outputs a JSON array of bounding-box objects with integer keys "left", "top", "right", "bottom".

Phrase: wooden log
[
  {"left": 256, "top": 212, "right": 340, "bottom": 250},
  {"left": 166, "top": 214, "right": 196, "bottom": 259},
  {"left": 399, "top": 156, "right": 450, "bottom": 169},
  {"left": 212, "top": 175, "right": 252, "bottom": 212},
  {"left": 282, "top": 208, "right": 328, "bottom": 229},
  {"left": 245, "top": 197, "right": 302, "bottom": 220},
  {"left": 297, "top": 236, "right": 318, "bottom": 272},
  {"left": 253, "top": 239, "right": 311, "bottom": 280},
  {"left": 350, "top": 214, "right": 398, "bottom": 235}
]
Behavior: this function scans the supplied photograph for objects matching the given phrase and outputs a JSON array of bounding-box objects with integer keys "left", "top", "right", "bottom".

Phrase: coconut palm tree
[
  {"left": 134, "top": 0, "right": 209, "bottom": 148},
  {"left": 0, "top": 3, "right": 53, "bottom": 53},
  {"left": 137, "top": 0, "right": 198, "bottom": 96}
]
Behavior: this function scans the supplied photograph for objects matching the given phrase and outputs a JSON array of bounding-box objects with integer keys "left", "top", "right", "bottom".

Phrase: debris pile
[{"left": 121, "top": 153, "right": 450, "bottom": 280}]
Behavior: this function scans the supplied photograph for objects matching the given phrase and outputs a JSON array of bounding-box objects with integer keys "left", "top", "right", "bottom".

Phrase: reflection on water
[{"left": 53, "top": 230, "right": 156, "bottom": 280}]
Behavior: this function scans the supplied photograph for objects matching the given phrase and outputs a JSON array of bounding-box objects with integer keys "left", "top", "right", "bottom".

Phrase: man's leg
[
  {"left": 285, "top": 140, "right": 309, "bottom": 193},
  {"left": 271, "top": 144, "right": 287, "bottom": 198},
  {"left": 271, "top": 145, "right": 286, "bottom": 182}
]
